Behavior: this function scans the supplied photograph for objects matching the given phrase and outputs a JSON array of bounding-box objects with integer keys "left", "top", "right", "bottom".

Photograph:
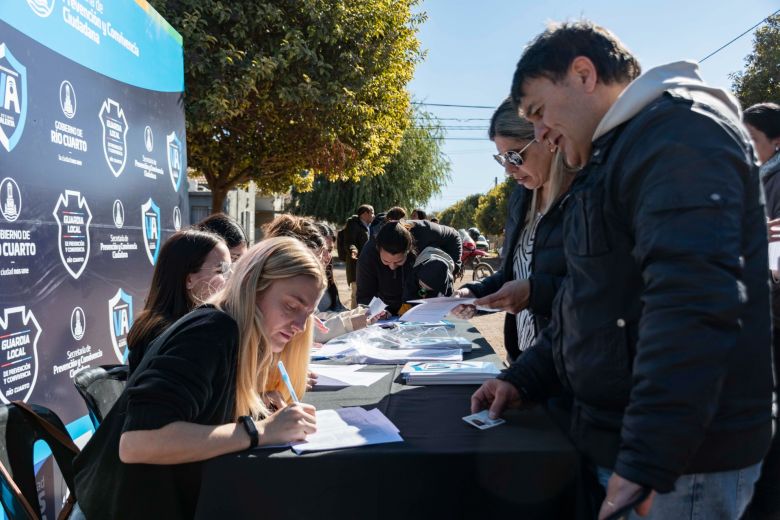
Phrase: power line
[
  {"left": 700, "top": 8, "right": 780, "bottom": 62},
  {"left": 413, "top": 117, "right": 492, "bottom": 121},
  {"left": 412, "top": 102, "right": 494, "bottom": 109}
]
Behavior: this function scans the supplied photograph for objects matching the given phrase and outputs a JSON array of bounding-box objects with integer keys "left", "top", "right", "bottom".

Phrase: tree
[
  {"left": 437, "top": 194, "right": 482, "bottom": 230},
  {"left": 731, "top": 14, "right": 780, "bottom": 108},
  {"left": 475, "top": 177, "right": 514, "bottom": 235},
  {"left": 290, "top": 107, "right": 450, "bottom": 222},
  {"left": 149, "top": 0, "right": 424, "bottom": 210}
]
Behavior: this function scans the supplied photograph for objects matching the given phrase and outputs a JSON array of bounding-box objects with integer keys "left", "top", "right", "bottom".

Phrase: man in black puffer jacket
[{"left": 472, "top": 21, "right": 772, "bottom": 519}]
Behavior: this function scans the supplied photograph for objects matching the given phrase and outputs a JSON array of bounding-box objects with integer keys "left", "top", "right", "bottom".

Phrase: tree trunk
[{"left": 210, "top": 187, "right": 227, "bottom": 215}]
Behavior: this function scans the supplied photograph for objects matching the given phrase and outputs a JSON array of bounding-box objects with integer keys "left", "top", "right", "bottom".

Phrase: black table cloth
[{"left": 195, "top": 321, "right": 579, "bottom": 519}]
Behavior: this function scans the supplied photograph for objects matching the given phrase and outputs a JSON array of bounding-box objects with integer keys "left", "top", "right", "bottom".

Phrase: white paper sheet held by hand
[
  {"left": 367, "top": 297, "right": 388, "bottom": 320},
  {"left": 401, "top": 297, "right": 498, "bottom": 322}
]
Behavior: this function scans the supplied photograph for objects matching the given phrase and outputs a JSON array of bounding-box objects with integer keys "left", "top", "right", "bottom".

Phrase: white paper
[
  {"left": 367, "top": 297, "right": 388, "bottom": 319},
  {"left": 310, "top": 364, "right": 390, "bottom": 387},
  {"left": 401, "top": 297, "right": 497, "bottom": 322},
  {"left": 769, "top": 241, "right": 780, "bottom": 271},
  {"left": 292, "top": 407, "right": 402, "bottom": 453}
]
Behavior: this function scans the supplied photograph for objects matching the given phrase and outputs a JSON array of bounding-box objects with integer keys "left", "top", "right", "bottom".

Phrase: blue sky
[{"left": 408, "top": 1, "right": 778, "bottom": 211}]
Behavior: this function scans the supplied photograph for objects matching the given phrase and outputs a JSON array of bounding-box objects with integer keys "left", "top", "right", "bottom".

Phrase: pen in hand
[{"left": 277, "top": 360, "right": 300, "bottom": 404}]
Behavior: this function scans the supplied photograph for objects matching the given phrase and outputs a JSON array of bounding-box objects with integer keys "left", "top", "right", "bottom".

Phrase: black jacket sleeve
[
  {"left": 123, "top": 310, "right": 239, "bottom": 432},
  {"left": 612, "top": 107, "right": 753, "bottom": 492},
  {"left": 355, "top": 242, "right": 379, "bottom": 306},
  {"left": 498, "top": 316, "right": 563, "bottom": 401},
  {"left": 527, "top": 272, "right": 564, "bottom": 317},
  {"left": 462, "top": 268, "right": 505, "bottom": 298}
]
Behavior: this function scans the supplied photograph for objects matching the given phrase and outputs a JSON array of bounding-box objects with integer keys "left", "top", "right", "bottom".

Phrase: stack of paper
[
  {"left": 352, "top": 343, "right": 463, "bottom": 364},
  {"left": 309, "top": 363, "right": 390, "bottom": 388},
  {"left": 292, "top": 407, "right": 402, "bottom": 453},
  {"left": 401, "top": 361, "right": 501, "bottom": 385},
  {"left": 401, "top": 296, "right": 499, "bottom": 322}
]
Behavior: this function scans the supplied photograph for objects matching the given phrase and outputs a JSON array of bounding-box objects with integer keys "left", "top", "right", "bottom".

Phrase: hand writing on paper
[
  {"left": 470, "top": 379, "right": 524, "bottom": 419},
  {"left": 473, "top": 279, "right": 530, "bottom": 314},
  {"left": 257, "top": 403, "right": 317, "bottom": 445},
  {"left": 452, "top": 288, "right": 477, "bottom": 319},
  {"left": 598, "top": 474, "right": 655, "bottom": 519}
]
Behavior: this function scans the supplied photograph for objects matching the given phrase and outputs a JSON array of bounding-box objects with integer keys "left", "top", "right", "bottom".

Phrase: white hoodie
[{"left": 592, "top": 61, "right": 743, "bottom": 142}]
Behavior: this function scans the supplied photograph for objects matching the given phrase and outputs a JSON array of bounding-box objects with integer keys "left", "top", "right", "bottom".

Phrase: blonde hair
[
  {"left": 209, "top": 236, "right": 325, "bottom": 420},
  {"left": 526, "top": 150, "right": 574, "bottom": 224}
]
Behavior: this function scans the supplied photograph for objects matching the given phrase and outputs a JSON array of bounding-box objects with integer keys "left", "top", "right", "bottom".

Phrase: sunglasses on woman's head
[{"left": 493, "top": 139, "right": 535, "bottom": 168}]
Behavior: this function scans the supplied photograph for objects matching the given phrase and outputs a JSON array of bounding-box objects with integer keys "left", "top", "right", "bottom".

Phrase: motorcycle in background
[{"left": 457, "top": 229, "right": 494, "bottom": 281}]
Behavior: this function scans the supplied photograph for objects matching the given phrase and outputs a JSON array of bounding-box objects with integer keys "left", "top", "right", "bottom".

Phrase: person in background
[
  {"left": 74, "top": 237, "right": 323, "bottom": 519},
  {"left": 472, "top": 21, "right": 771, "bottom": 518},
  {"left": 126, "top": 230, "right": 230, "bottom": 373},
  {"left": 410, "top": 208, "right": 428, "bottom": 220},
  {"left": 196, "top": 212, "right": 249, "bottom": 261},
  {"left": 741, "top": 102, "right": 780, "bottom": 520},
  {"left": 407, "top": 246, "right": 455, "bottom": 300},
  {"left": 264, "top": 214, "right": 381, "bottom": 343},
  {"left": 314, "top": 222, "right": 347, "bottom": 314},
  {"left": 356, "top": 220, "right": 461, "bottom": 315},
  {"left": 343, "top": 204, "right": 374, "bottom": 308},
  {"left": 430, "top": 216, "right": 439, "bottom": 224},
  {"left": 369, "top": 206, "right": 407, "bottom": 239},
  {"left": 453, "top": 98, "right": 574, "bottom": 362}
]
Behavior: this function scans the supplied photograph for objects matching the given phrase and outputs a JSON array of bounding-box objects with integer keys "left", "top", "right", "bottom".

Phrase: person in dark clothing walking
[
  {"left": 343, "top": 204, "right": 374, "bottom": 308},
  {"left": 453, "top": 98, "right": 574, "bottom": 362},
  {"left": 356, "top": 220, "right": 461, "bottom": 315},
  {"left": 472, "top": 21, "right": 771, "bottom": 519},
  {"left": 741, "top": 102, "right": 780, "bottom": 520}
]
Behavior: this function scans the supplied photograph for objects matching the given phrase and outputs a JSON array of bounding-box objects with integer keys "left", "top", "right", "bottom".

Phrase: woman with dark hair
[
  {"left": 741, "top": 102, "right": 780, "bottom": 520},
  {"left": 126, "top": 229, "right": 230, "bottom": 373},
  {"left": 196, "top": 212, "right": 249, "bottom": 261},
  {"left": 453, "top": 97, "right": 575, "bottom": 361},
  {"left": 356, "top": 219, "right": 462, "bottom": 315},
  {"left": 313, "top": 222, "right": 347, "bottom": 314}
]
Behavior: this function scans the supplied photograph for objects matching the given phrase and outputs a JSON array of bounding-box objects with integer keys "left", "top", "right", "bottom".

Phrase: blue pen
[{"left": 277, "top": 360, "right": 300, "bottom": 403}]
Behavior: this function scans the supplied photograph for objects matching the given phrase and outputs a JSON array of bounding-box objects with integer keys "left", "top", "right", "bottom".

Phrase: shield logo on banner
[
  {"left": 99, "top": 99, "right": 128, "bottom": 177},
  {"left": 27, "top": 0, "right": 55, "bottom": 17},
  {"left": 0, "top": 306, "right": 41, "bottom": 404},
  {"left": 108, "top": 289, "right": 133, "bottom": 363},
  {"left": 52, "top": 190, "right": 92, "bottom": 279},
  {"left": 141, "top": 198, "right": 161, "bottom": 265},
  {"left": 0, "top": 43, "right": 28, "bottom": 153},
  {"left": 166, "top": 131, "right": 183, "bottom": 192}
]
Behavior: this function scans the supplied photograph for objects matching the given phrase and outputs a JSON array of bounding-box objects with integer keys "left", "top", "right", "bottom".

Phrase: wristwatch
[{"left": 238, "top": 415, "right": 259, "bottom": 449}]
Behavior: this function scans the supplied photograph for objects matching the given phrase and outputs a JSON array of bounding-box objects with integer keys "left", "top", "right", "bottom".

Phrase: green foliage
[
  {"left": 475, "top": 177, "right": 515, "bottom": 235},
  {"left": 436, "top": 194, "right": 482, "bottom": 231},
  {"left": 289, "top": 107, "right": 451, "bottom": 223},
  {"left": 731, "top": 14, "right": 780, "bottom": 108},
  {"left": 148, "top": 0, "right": 424, "bottom": 210}
]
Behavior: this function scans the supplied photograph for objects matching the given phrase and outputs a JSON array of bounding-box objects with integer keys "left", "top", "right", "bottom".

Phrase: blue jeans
[{"left": 596, "top": 463, "right": 762, "bottom": 519}]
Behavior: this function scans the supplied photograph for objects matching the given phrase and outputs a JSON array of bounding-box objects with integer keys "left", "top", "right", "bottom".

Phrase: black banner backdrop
[{"left": 1, "top": 1, "right": 185, "bottom": 516}]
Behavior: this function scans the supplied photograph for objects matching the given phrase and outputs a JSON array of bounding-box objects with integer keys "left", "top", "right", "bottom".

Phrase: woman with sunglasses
[
  {"left": 453, "top": 97, "right": 575, "bottom": 361},
  {"left": 126, "top": 229, "right": 231, "bottom": 373}
]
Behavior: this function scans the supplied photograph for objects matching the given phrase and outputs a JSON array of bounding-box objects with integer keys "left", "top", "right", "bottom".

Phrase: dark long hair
[
  {"left": 376, "top": 221, "right": 415, "bottom": 255},
  {"left": 196, "top": 212, "right": 248, "bottom": 249},
  {"left": 127, "top": 229, "right": 224, "bottom": 359}
]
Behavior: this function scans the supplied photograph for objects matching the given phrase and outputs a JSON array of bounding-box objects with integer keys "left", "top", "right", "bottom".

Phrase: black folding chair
[
  {"left": 73, "top": 364, "right": 129, "bottom": 430},
  {"left": 0, "top": 402, "right": 82, "bottom": 520}
]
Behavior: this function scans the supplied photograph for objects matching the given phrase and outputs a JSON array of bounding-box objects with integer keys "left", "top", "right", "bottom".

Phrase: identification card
[{"left": 462, "top": 410, "right": 505, "bottom": 430}]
